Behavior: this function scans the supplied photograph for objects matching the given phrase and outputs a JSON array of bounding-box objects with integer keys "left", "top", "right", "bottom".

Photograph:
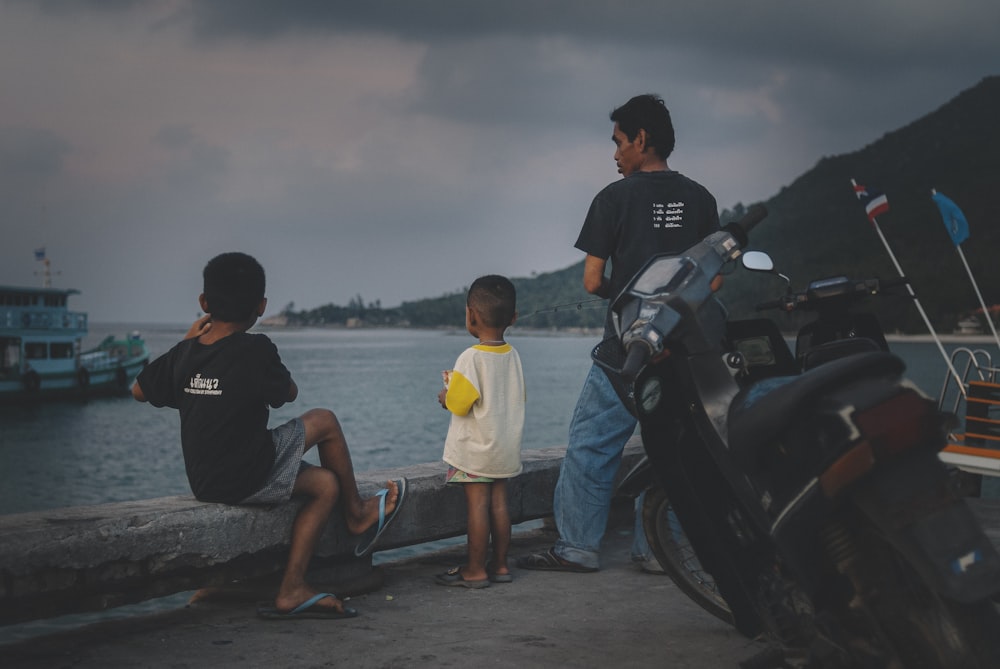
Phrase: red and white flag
[{"left": 852, "top": 181, "right": 889, "bottom": 223}]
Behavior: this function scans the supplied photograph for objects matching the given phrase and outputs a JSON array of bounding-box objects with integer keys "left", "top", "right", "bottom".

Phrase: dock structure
[{"left": 0, "top": 442, "right": 645, "bottom": 626}]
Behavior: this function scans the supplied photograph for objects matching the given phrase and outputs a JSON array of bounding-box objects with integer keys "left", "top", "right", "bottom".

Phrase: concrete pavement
[{"left": 2, "top": 505, "right": 766, "bottom": 668}]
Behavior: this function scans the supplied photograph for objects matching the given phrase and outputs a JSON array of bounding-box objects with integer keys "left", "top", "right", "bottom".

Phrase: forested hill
[
  {"left": 282, "top": 76, "right": 1000, "bottom": 333},
  {"left": 278, "top": 260, "right": 602, "bottom": 330},
  {"left": 721, "top": 74, "right": 1000, "bottom": 334}
]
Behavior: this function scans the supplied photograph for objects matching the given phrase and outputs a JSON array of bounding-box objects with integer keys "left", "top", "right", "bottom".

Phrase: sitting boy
[{"left": 132, "top": 252, "right": 405, "bottom": 619}]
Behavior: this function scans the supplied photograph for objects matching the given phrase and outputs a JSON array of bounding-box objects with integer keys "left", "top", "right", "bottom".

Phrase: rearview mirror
[{"left": 742, "top": 251, "right": 774, "bottom": 272}]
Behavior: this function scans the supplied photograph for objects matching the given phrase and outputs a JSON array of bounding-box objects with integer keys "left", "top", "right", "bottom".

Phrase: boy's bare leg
[
  {"left": 489, "top": 480, "right": 511, "bottom": 576},
  {"left": 274, "top": 466, "right": 344, "bottom": 612},
  {"left": 461, "top": 482, "right": 491, "bottom": 581},
  {"left": 300, "top": 408, "right": 399, "bottom": 535}
]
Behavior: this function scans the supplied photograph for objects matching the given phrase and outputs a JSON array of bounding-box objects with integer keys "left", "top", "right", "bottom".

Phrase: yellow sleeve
[{"left": 445, "top": 370, "right": 480, "bottom": 416}]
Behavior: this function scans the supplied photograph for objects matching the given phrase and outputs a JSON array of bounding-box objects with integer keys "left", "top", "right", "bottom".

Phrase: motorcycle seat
[
  {"left": 727, "top": 350, "right": 905, "bottom": 459},
  {"left": 801, "top": 336, "right": 882, "bottom": 370}
]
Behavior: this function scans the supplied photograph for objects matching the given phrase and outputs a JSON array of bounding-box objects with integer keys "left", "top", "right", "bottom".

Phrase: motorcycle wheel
[
  {"left": 642, "top": 485, "right": 734, "bottom": 626},
  {"left": 854, "top": 521, "right": 1000, "bottom": 669}
]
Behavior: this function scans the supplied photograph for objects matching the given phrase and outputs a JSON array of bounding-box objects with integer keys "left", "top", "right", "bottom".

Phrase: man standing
[{"left": 518, "top": 94, "right": 720, "bottom": 572}]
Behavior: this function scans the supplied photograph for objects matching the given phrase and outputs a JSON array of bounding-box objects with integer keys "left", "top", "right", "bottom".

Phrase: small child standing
[
  {"left": 133, "top": 252, "right": 405, "bottom": 619},
  {"left": 435, "top": 275, "right": 525, "bottom": 588}
]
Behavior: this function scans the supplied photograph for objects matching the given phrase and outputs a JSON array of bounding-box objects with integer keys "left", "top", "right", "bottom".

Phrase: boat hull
[
  {"left": 0, "top": 336, "right": 149, "bottom": 404},
  {"left": 1, "top": 280, "right": 149, "bottom": 403}
]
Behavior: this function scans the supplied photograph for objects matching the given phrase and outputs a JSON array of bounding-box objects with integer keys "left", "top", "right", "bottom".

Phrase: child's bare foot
[
  {"left": 460, "top": 564, "right": 489, "bottom": 581},
  {"left": 435, "top": 565, "right": 490, "bottom": 588},
  {"left": 346, "top": 479, "right": 400, "bottom": 536}
]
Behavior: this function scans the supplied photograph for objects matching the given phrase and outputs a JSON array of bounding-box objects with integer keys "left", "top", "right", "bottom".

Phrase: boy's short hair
[
  {"left": 610, "top": 94, "right": 675, "bottom": 160},
  {"left": 468, "top": 275, "right": 516, "bottom": 328},
  {"left": 203, "top": 252, "right": 266, "bottom": 323}
]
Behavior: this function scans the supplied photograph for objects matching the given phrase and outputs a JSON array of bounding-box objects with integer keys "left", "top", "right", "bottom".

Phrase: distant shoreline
[
  {"left": 883, "top": 333, "right": 999, "bottom": 345},
  {"left": 94, "top": 321, "right": 1000, "bottom": 345},
  {"left": 254, "top": 325, "right": 999, "bottom": 344}
]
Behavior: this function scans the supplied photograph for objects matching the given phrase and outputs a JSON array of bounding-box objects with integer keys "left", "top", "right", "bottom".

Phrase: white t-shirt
[{"left": 442, "top": 343, "right": 525, "bottom": 478}]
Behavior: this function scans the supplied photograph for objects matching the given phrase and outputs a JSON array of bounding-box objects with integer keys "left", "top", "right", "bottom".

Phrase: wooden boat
[{"left": 0, "top": 280, "right": 148, "bottom": 403}]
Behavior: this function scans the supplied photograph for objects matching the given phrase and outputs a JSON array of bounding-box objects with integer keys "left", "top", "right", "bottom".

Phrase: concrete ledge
[{"left": 0, "top": 440, "right": 644, "bottom": 626}]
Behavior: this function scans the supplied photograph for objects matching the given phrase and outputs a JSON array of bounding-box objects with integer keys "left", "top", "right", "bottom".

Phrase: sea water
[
  {"left": 0, "top": 325, "right": 597, "bottom": 643},
  {"left": 3, "top": 326, "right": 987, "bottom": 514},
  {"left": 0, "top": 324, "right": 995, "bottom": 643},
  {"left": 0, "top": 325, "right": 596, "bottom": 514}
]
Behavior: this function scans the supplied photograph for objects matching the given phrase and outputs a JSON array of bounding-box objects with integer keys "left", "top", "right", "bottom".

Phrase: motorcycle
[
  {"left": 618, "top": 255, "right": 911, "bottom": 628},
  {"left": 602, "top": 205, "right": 1000, "bottom": 668}
]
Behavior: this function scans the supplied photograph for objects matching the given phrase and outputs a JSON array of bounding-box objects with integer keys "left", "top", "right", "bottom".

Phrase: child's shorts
[
  {"left": 446, "top": 466, "right": 495, "bottom": 484},
  {"left": 240, "top": 417, "right": 314, "bottom": 504}
]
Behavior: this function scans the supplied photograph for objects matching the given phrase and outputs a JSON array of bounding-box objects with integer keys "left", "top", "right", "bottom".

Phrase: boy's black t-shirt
[{"left": 137, "top": 332, "right": 292, "bottom": 503}]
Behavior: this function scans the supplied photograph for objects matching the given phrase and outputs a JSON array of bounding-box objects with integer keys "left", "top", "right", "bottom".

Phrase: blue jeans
[{"left": 553, "top": 364, "right": 641, "bottom": 569}]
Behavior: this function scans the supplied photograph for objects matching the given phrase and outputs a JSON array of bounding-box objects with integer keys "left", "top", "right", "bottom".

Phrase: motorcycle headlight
[{"left": 637, "top": 375, "right": 663, "bottom": 415}]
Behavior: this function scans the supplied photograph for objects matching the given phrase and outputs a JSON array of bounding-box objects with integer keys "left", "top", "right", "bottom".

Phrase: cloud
[
  {"left": 0, "top": 1, "right": 996, "bottom": 323},
  {"left": 0, "top": 127, "right": 72, "bottom": 190}
]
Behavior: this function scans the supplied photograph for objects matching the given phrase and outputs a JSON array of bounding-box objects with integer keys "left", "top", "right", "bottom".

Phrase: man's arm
[{"left": 582, "top": 255, "right": 610, "bottom": 298}]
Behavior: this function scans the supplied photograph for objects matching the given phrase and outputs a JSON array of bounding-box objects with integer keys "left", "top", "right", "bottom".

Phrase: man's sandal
[{"left": 516, "top": 547, "right": 598, "bottom": 573}]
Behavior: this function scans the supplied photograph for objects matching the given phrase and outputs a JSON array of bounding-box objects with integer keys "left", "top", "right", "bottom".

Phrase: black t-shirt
[
  {"left": 136, "top": 332, "right": 292, "bottom": 503},
  {"left": 575, "top": 171, "right": 720, "bottom": 333}
]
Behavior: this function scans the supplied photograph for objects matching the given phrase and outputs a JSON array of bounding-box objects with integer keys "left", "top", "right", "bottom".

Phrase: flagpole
[
  {"left": 953, "top": 244, "right": 1000, "bottom": 354},
  {"left": 930, "top": 189, "right": 1000, "bottom": 355},
  {"left": 851, "top": 180, "right": 966, "bottom": 397}
]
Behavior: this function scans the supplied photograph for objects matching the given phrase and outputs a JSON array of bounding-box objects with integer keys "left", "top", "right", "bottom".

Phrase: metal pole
[
  {"left": 865, "top": 209, "right": 967, "bottom": 397},
  {"left": 954, "top": 239, "right": 1000, "bottom": 356}
]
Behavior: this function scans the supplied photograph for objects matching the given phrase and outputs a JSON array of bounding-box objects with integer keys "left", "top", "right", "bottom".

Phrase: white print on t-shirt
[
  {"left": 652, "top": 201, "right": 684, "bottom": 229},
  {"left": 184, "top": 373, "right": 222, "bottom": 396}
]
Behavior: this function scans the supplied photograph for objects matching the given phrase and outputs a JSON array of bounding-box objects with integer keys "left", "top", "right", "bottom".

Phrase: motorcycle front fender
[{"left": 616, "top": 456, "right": 657, "bottom": 498}]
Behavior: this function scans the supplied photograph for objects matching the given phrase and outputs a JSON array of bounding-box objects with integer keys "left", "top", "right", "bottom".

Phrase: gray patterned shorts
[{"left": 240, "top": 417, "right": 313, "bottom": 505}]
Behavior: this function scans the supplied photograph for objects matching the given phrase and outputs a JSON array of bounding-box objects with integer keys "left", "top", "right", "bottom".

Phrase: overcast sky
[{"left": 2, "top": 1, "right": 997, "bottom": 324}]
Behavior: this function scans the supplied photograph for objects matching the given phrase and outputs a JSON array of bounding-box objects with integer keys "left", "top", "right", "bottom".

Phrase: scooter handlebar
[
  {"left": 756, "top": 274, "right": 908, "bottom": 313},
  {"left": 723, "top": 203, "right": 768, "bottom": 248},
  {"left": 755, "top": 297, "right": 791, "bottom": 312},
  {"left": 621, "top": 342, "right": 652, "bottom": 384},
  {"left": 878, "top": 276, "right": 910, "bottom": 291}
]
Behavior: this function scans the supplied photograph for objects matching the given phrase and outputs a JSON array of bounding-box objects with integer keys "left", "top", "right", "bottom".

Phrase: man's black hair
[
  {"left": 610, "top": 94, "right": 675, "bottom": 160},
  {"left": 202, "top": 252, "right": 266, "bottom": 323},
  {"left": 467, "top": 275, "right": 516, "bottom": 328}
]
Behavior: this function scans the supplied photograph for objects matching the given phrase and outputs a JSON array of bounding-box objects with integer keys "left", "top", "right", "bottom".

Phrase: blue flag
[
  {"left": 931, "top": 191, "right": 970, "bottom": 246},
  {"left": 34, "top": 247, "right": 46, "bottom": 261}
]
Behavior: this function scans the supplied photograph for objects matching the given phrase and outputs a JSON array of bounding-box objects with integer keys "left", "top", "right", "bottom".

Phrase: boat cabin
[{"left": 0, "top": 285, "right": 87, "bottom": 381}]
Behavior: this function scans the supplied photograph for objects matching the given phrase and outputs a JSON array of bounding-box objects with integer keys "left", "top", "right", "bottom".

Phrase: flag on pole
[
  {"left": 853, "top": 181, "right": 889, "bottom": 222},
  {"left": 931, "top": 190, "right": 970, "bottom": 246},
  {"left": 931, "top": 188, "right": 998, "bottom": 354},
  {"left": 34, "top": 247, "right": 46, "bottom": 261},
  {"left": 847, "top": 178, "right": 968, "bottom": 396}
]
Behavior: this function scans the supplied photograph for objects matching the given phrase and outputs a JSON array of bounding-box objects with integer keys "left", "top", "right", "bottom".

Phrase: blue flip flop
[
  {"left": 354, "top": 477, "right": 407, "bottom": 557},
  {"left": 435, "top": 566, "right": 490, "bottom": 589},
  {"left": 256, "top": 593, "right": 359, "bottom": 620}
]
